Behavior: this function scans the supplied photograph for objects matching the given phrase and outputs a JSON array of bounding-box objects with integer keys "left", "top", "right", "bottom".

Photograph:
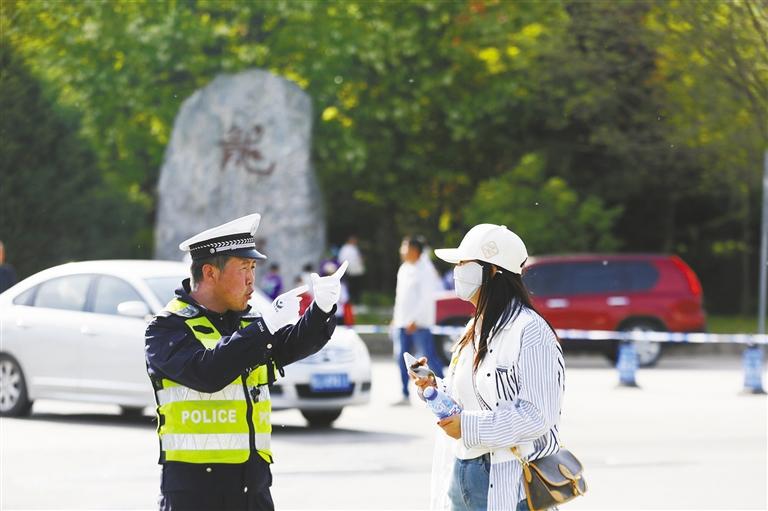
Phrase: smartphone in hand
[{"left": 403, "top": 352, "right": 434, "bottom": 379}]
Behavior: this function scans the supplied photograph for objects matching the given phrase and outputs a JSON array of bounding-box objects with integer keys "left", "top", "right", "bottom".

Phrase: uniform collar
[{"left": 175, "top": 278, "right": 253, "bottom": 320}]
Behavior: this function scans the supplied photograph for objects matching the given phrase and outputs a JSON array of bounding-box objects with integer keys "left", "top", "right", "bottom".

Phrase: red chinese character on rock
[{"left": 218, "top": 125, "right": 276, "bottom": 176}]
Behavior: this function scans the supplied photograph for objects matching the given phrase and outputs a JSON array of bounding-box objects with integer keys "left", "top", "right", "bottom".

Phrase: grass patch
[
  {"left": 708, "top": 315, "right": 759, "bottom": 334},
  {"left": 354, "top": 312, "right": 390, "bottom": 325}
]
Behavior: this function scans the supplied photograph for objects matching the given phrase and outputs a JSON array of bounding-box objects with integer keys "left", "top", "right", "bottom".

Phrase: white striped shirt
[{"left": 450, "top": 307, "right": 565, "bottom": 510}]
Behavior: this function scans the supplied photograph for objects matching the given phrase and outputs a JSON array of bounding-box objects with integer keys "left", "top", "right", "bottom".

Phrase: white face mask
[{"left": 453, "top": 262, "right": 483, "bottom": 301}]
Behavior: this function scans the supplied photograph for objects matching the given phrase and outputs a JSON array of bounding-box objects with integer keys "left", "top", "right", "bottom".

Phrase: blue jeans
[
  {"left": 397, "top": 327, "right": 444, "bottom": 397},
  {"left": 447, "top": 455, "right": 534, "bottom": 511},
  {"left": 448, "top": 455, "right": 490, "bottom": 511}
]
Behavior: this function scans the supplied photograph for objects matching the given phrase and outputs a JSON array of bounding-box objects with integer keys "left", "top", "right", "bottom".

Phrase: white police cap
[{"left": 179, "top": 213, "right": 267, "bottom": 261}]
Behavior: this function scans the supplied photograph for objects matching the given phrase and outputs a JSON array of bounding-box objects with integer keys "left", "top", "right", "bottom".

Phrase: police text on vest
[{"left": 181, "top": 409, "right": 237, "bottom": 424}]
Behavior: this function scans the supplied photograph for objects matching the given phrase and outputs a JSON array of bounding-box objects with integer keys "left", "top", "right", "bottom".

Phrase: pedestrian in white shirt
[
  {"left": 393, "top": 236, "right": 445, "bottom": 405},
  {"left": 338, "top": 235, "right": 365, "bottom": 302},
  {"left": 411, "top": 224, "right": 565, "bottom": 511}
]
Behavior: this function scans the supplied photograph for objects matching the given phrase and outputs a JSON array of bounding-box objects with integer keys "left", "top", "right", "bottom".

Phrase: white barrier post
[
  {"left": 616, "top": 341, "right": 639, "bottom": 387},
  {"left": 742, "top": 346, "right": 766, "bottom": 394},
  {"left": 746, "top": 151, "right": 768, "bottom": 395}
]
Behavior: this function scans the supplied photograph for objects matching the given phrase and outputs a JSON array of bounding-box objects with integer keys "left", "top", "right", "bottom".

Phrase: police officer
[{"left": 145, "top": 213, "right": 346, "bottom": 511}]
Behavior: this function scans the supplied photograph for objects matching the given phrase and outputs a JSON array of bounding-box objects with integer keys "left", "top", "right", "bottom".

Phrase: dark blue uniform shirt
[{"left": 145, "top": 278, "right": 336, "bottom": 493}]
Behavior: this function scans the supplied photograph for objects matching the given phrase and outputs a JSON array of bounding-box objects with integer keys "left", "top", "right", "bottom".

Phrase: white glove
[
  {"left": 260, "top": 285, "right": 308, "bottom": 334},
  {"left": 310, "top": 260, "right": 348, "bottom": 313}
]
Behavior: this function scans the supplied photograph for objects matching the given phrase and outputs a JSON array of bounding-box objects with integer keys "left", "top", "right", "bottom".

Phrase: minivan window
[
  {"left": 526, "top": 260, "right": 660, "bottom": 296},
  {"left": 34, "top": 275, "right": 91, "bottom": 311},
  {"left": 523, "top": 264, "right": 566, "bottom": 296},
  {"left": 92, "top": 276, "right": 144, "bottom": 315},
  {"left": 623, "top": 261, "right": 659, "bottom": 291},
  {"left": 569, "top": 261, "right": 625, "bottom": 294}
]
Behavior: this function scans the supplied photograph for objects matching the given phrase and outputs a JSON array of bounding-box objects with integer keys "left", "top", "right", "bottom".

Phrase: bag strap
[{"left": 510, "top": 446, "right": 529, "bottom": 467}]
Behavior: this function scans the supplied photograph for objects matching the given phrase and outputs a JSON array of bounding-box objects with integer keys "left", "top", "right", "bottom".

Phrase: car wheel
[
  {"left": 607, "top": 321, "right": 664, "bottom": 368},
  {"left": 0, "top": 354, "right": 33, "bottom": 417},
  {"left": 633, "top": 339, "right": 663, "bottom": 368},
  {"left": 300, "top": 408, "right": 342, "bottom": 428}
]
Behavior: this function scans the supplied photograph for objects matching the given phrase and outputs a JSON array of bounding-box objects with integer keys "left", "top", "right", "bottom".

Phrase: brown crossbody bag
[{"left": 511, "top": 445, "right": 587, "bottom": 511}]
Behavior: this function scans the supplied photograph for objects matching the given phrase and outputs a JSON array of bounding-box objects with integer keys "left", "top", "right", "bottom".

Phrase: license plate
[{"left": 310, "top": 373, "right": 350, "bottom": 392}]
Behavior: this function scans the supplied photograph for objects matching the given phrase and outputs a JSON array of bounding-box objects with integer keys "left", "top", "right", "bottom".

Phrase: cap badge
[{"left": 481, "top": 241, "right": 499, "bottom": 259}]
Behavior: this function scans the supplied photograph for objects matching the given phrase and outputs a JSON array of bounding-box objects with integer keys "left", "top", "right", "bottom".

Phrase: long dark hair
[{"left": 457, "top": 261, "right": 557, "bottom": 372}]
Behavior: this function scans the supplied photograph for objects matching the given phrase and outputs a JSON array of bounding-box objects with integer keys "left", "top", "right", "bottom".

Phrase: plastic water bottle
[{"left": 423, "top": 386, "right": 462, "bottom": 419}]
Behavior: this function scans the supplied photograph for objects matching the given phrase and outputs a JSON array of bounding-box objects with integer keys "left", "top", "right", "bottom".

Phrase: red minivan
[{"left": 434, "top": 254, "right": 706, "bottom": 367}]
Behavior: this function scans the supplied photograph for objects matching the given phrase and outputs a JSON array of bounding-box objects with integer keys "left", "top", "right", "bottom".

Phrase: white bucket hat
[{"left": 434, "top": 224, "right": 528, "bottom": 274}]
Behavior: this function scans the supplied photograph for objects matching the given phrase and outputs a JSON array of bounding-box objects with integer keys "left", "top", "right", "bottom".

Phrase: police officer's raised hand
[
  {"left": 261, "top": 285, "right": 308, "bottom": 334},
  {"left": 310, "top": 260, "right": 348, "bottom": 313}
]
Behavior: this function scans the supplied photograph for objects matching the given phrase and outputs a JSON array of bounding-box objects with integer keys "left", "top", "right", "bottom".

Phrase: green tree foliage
[
  {"left": 6, "top": 0, "right": 566, "bottom": 289},
  {"left": 3, "top": 0, "right": 765, "bottom": 313},
  {"left": 528, "top": 1, "right": 703, "bottom": 252},
  {"left": 647, "top": 0, "right": 767, "bottom": 314},
  {"left": 0, "top": 42, "right": 146, "bottom": 277},
  {"left": 464, "top": 153, "right": 622, "bottom": 254}
]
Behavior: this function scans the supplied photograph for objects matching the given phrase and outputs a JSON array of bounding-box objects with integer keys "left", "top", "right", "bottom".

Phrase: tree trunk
[
  {"left": 662, "top": 196, "right": 677, "bottom": 253},
  {"left": 740, "top": 187, "right": 753, "bottom": 315},
  {"left": 374, "top": 201, "right": 399, "bottom": 294}
]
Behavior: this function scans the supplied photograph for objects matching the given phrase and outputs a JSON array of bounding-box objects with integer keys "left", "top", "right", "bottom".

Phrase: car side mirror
[{"left": 117, "top": 300, "right": 151, "bottom": 319}]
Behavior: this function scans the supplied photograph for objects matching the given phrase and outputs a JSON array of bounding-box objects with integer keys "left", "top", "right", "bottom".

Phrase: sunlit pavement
[{"left": 1, "top": 354, "right": 765, "bottom": 510}]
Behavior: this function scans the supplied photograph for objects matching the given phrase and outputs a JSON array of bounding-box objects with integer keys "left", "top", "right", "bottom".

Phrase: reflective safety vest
[{"left": 154, "top": 298, "right": 272, "bottom": 464}]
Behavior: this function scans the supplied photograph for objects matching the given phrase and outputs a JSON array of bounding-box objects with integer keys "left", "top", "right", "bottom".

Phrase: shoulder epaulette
[
  {"left": 174, "top": 304, "right": 201, "bottom": 318},
  {"left": 164, "top": 298, "right": 201, "bottom": 319}
]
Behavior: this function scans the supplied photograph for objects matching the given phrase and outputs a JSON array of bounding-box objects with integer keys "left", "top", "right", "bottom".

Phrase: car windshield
[{"left": 144, "top": 276, "right": 185, "bottom": 306}]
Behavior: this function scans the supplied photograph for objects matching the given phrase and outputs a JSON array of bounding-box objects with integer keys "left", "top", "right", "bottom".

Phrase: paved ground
[{"left": 1, "top": 354, "right": 766, "bottom": 510}]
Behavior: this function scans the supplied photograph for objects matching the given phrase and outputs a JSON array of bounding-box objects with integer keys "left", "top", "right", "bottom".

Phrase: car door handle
[
  {"left": 80, "top": 325, "right": 98, "bottom": 336},
  {"left": 545, "top": 298, "right": 570, "bottom": 309},
  {"left": 15, "top": 318, "right": 30, "bottom": 329},
  {"left": 607, "top": 296, "right": 629, "bottom": 306}
]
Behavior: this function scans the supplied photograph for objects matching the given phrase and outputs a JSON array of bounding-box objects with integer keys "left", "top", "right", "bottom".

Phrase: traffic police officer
[{"left": 145, "top": 213, "right": 346, "bottom": 511}]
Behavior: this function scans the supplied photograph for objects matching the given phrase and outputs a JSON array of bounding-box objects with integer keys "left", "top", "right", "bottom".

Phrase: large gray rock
[{"left": 155, "top": 69, "right": 325, "bottom": 286}]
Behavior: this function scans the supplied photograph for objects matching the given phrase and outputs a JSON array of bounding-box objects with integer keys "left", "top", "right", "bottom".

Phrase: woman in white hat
[{"left": 413, "top": 224, "right": 565, "bottom": 511}]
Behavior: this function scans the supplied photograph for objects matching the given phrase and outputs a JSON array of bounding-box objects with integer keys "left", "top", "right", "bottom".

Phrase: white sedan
[{"left": 0, "top": 260, "right": 371, "bottom": 427}]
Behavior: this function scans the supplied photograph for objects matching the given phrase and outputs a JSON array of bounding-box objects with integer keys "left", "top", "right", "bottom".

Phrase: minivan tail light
[{"left": 670, "top": 256, "right": 702, "bottom": 297}]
